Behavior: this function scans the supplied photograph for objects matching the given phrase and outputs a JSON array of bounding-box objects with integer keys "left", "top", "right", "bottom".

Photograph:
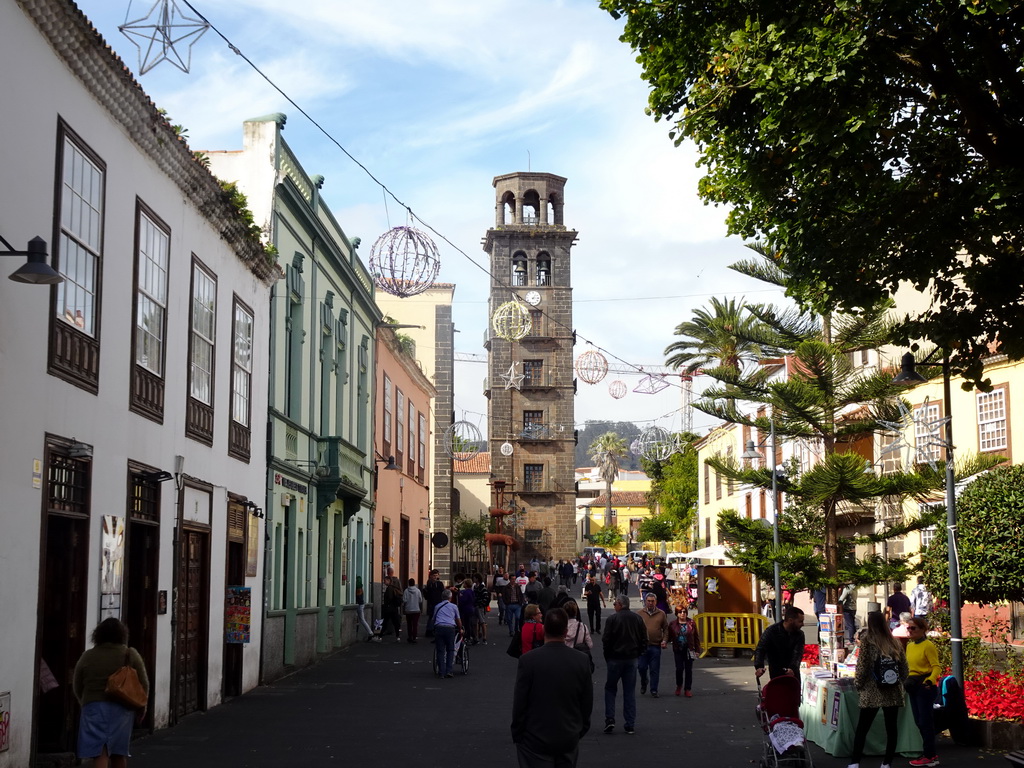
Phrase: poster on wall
[
  {"left": 225, "top": 586, "right": 251, "bottom": 643},
  {"left": 0, "top": 691, "right": 10, "bottom": 752},
  {"left": 100, "top": 515, "right": 125, "bottom": 619}
]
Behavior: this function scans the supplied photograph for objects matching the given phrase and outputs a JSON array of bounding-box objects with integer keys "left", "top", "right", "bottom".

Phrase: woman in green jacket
[{"left": 73, "top": 618, "right": 149, "bottom": 768}]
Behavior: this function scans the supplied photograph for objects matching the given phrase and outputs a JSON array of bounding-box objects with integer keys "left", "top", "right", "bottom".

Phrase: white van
[
  {"left": 627, "top": 550, "right": 656, "bottom": 563},
  {"left": 581, "top": 546, "right": 607, "bottom": 560}
]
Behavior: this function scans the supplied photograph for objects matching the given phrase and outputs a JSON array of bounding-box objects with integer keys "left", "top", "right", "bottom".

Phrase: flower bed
[{"left": 963, "top": 670, "right": 1024, "bottom": 722}]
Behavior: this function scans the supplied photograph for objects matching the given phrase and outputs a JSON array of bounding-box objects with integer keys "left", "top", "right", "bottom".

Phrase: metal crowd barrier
[{"left": 696, "top": 612, "right": 769, "bottom": 658}]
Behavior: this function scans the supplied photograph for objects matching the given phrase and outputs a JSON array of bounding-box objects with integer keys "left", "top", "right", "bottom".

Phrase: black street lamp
[
  {"left": 893, "top": 350, "right": 963, "bottom": 687},
  {"left": 741, "top": 417, "right": 781, "bottom": 623}
]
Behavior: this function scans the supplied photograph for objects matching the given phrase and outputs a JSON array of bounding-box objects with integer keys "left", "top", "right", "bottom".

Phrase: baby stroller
[
  {"left": 431, "top": 633, "right": 470, "bottom": 676},
  {"left": 755, "top": 674, "right": 814, "bottom": 768}
]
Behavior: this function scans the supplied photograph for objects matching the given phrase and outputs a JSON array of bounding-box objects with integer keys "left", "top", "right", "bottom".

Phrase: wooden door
[
  {"left": 400, "top": 516, "right": 410, "bottom": 584},
  {"left": 175, "top": 528, "right": 208, "bottom": 719},
  {"left": 125, "top": 519, "right": 158, "bottom": 728},
  {"left": 37, "top": 513, "right": 88, "bottom": 753},
  {"left": 222, "top": 500, "right": 246, "bottom": 698}
]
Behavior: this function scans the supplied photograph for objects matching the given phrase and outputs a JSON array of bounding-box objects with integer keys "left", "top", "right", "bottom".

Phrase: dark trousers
[
  {"left": 587, "top": 605, "right": 602, "bottom": 632},
  {"left": 672, "top": 648, "right": 693, "bottom": 691},
  {"left": 850, "top": 705, "right": 899, "bottom": 763},
  {"left": 425, "top": 602, "right": 438, "bottom": 635},
  {"left": 405, "top": 612, "right": 420, "bottom": 639},
  {"left": 381, "top": 607, "right": 402, "bottom": 637},
  {"left": 908, "top": 682, "right": 938, "bottom": 756}
]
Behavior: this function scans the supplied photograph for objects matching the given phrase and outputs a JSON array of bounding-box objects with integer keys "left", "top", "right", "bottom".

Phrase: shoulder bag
[
  {"left": 572, "top": 623, "right": 595, "bottom": 672},
  {"left": 105, "top": 651, "right": 148, "bottom": 709}
]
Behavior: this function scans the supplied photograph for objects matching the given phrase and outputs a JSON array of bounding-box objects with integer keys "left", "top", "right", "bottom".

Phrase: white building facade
[{"left": 0, "top": 2, "right": 277, "bottom": 764}]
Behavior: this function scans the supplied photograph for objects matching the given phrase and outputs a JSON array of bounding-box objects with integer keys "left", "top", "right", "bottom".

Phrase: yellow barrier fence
[{"left": 695, "top": 612, "right": 769, "bottom": 658}]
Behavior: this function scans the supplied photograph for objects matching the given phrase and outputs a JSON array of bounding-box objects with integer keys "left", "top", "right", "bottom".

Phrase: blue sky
[{"left": 78, "top": 0, "right": 787, "bottom": 437}]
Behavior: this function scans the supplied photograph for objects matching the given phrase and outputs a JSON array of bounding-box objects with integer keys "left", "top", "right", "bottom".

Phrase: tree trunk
[
  {"left": 823, "top": 498, "right": 840, "bottom": 604},
  {"left": 605, "top": 480, "right": 612, "bottom": 528}
]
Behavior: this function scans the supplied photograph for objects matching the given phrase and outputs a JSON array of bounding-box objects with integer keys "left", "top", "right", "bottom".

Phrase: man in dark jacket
[
  {"left": 601, "top": 594, "right": 648, "bottom": 735},
  {"left": 512, "top": 607, "right": 592, "bottom": 767},
  {"left": 423, "top": 569, "right": 445, "bottom": 637},
  {"left": 754, "top": 606, "right": 805, "bottom": 680}
]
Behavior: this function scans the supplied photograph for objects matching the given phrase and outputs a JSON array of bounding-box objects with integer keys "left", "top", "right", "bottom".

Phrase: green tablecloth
[{"left": 798, "top": 670, "right": 923, "bottom": 757}]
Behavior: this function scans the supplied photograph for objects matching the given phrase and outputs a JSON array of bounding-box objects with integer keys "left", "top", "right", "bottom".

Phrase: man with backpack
[
  {"left": 472, "top": 573, "right": 491, "bottom": 645},
  {"left": 380, "top": 570, "right": 404, "bottom": 642}
]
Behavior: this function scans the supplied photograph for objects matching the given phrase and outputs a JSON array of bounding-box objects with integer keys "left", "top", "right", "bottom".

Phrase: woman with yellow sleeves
[{"left": 904, "top": 616, "right": 943, "bottom": 768}]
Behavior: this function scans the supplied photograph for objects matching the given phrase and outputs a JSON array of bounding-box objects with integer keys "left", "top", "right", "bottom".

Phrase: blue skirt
[{"left": 78, "top": 700, "right": 134, "bottom": 758}]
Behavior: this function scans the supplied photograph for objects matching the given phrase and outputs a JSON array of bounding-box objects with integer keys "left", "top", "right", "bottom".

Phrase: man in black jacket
[
  {"left": 754, "top": 606, "right": 805, "bottom": 680},
  {"left": 422, "top": 570, "right": 444, "bottom": 637},
  {"left": 601, "top": 594, "right": 648, "bottom": 735},
  {"left": 511, "top": 607, "right": 592, "bottom": 767}
]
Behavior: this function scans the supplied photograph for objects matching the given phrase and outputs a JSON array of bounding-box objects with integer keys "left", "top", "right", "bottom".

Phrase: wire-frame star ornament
[
  {"left": 120, "top": 0, "right": 210, "bottom": 75},
  {"left": 633, "top": 373, "right": 670, "bottom": 395},
  {"left": 876, "top": 397, "right": 950, "bottom": 470},
  {"left": 502, "top": 362, "right": 525, "bottom": 390}
]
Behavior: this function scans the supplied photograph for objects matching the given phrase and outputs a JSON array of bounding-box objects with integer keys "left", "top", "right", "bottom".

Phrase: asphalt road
[{"left": 127, "top": 608, "right": 998, "bottom": 768}]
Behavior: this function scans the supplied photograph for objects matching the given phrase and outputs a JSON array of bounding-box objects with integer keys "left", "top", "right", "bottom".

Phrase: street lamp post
[
  {"left": 893, "top": 350, "right": 963, "bottom": 686},
  {"left": 742, "top": 418, "right": 781, "bottom": 623}
]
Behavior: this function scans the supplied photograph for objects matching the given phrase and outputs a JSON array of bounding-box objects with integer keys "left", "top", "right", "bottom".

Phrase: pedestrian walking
[
  {"left": 459, "top": 578, "right": 479, "bottom": 645},
  {"left": 473, "top": 573, "right": 491, "bottom": 645},
  {"left": 354, "top": 576, "right": 374, "bottom": 641},
  {"left": 520, "top": 604, "right": 545, "bottom": 655},
  {"left": 886, "top": 583, "right": 912, "bottom": 629},
  {"left": 840, "top": 583, "right": 859, "bottom": 645},
  {"left": 636, "top": 592, "right": 669, "bottom": 697},
  {"left": 905, "top": 617, "right": 942, "bottom": 767},
  {"left": 380, "top": 573, "right": 403, "bottom": 642},
  {"left": 422, "top": 569, "right": 445, "bottom": 637},
  {"left": 431, "top": 589, "right": 463, "bottom": 679},
  {"left": 402, "top": 577, "right": 424, "bottom": 643},
  {"left": 754, "top": 606, "right": 806, "bottom": 680},
  {"left": 584, "top": 573, "right": 606, "bottom": 633},
  {"left": 847, "top": 610, "right": 909, "bottom": 768},
  {"left": 601, "top": 594, "right": 648, "bottom": 735},
  {"left": 73, "top": 617, "right": 149, "bottom": 768},
  {"left": 668, "top": 606, "right": 701, "bottom": 697},
  {"left": 511, "top": 607, "right": 592, "bottom": 767},
  {"left": 494, "top": 567, "right": 509, "bottom": 625},
  {"left": 909, "top": 577, "right": 933, "bottom": 618},
  {"left": 504, "top": 574, "right": 524, "bottom": 637}
]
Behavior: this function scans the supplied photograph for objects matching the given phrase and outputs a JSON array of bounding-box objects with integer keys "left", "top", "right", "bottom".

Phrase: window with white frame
[
  {"left": 383, "top": 375, "right": 393, "bottom": 452},
  {"left": 135, "top": 210, "right": 169, "bottom": 374},
  {"left": 408, "top": 402, "right": 416, "bottom": 468},
  {"left": 418, "top": 413, "right": 427, "bottom": 470},
  {"left": 396, "top": 389, "right": 406, "bottom": 463},
  {"left": 914, "top": 401, "right": 942, "bottom": 464},
  {"left": 977, "top": 388, "right": 1007, "bottom": 452},
  {"left": 57, "top": 134, "right": 104, "bottom": 336},
  {"left": 231, "top": 300, "right": 254, "bottom": 427},
  {"left": 190, "top": 263, "right": 216, "bottom": 404}
]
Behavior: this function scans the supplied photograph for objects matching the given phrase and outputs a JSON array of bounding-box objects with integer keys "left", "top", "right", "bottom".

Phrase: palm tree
[
  {"left": 664, "top": 296, "right": 763, "bottom": 374},
  {"left": 589, "top": 432, "right": 628, "bottom": 528}
]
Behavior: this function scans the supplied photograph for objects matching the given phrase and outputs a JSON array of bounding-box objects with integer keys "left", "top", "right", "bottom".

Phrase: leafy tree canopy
[
  {"left": 453, "top": 515, "right": 488, "bottom": 547},
  {"left": 920, "top": 464, "right": 1024, "bottom": 604},
  {"left": 601, "top": 0, "right": 1024, "bottom": 389},
  {"left": 641, "top": 432, "right": 700, "bottom": 532},
  {"left": 636, "top": 514, "right": 679, "bottom": 543},
  {"left": 590, "top": 525, "right": 625, "bottom": 548}
]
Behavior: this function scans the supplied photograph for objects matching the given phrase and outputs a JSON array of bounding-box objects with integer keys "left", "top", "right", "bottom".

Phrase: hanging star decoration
[
  {"left": 120, "top": 0, "right": 210, "bottom": 75},
  {"left": 912, "top": 397, "right": 951, "bottom": 470},
  {"left": 501, "top": 362, "right": 525, "bottom": 390},
  {"left": 877, "top": 398, "right": 950, "bottom": 470},
  {"left": 633, "top": 373, "right": 670, "bottom": 395}
]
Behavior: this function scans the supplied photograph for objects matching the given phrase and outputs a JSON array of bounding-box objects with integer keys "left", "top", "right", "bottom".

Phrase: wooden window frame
[
  {"left": 977, "top": 383, "right": 1010, "bottom": 455},
  {"left": 228, "top": 296, "right": 254, "bottom": 462},
  {"left": 186, "top": 257, "right": 217, "bottom": 444},
  {"left": 49, "top": 120, "right": 106, "bottom": 393},
  {"left": 129, "top": 199, "right": 170, "bottom": 423}
]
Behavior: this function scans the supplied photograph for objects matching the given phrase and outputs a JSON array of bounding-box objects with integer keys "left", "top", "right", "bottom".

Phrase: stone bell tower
[{"left": 483, "top": 172, "right": 578, "bottom": 560}]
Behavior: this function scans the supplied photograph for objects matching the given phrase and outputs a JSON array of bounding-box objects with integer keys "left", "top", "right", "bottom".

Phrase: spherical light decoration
[
  {"left": 492, "top": 300, "right": 532, "bottom": 341},
  {"left": 636, "top": 426, "right": 676, "bottom": 461},
  {"left": 575, "top": 350, "right": 609, "bottom": 385},
  {"left": 444, "top": 421, "right": 482, "bottom": 462},
  {"left": 500, "top": 441, "right": 514, "bottom": 457},
  {"left": 608, "top": 380, "right": 627, "bottom": 399},
  {"left": 368, "top": 226, "right": 441, "bottom": 298}
]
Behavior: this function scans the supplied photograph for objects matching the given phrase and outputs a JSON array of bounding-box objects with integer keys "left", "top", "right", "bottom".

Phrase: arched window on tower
[
  {"left": 547, "top": 197, "right": 555, "bottom": 224},
  {"left": 522, "top": 189, "right": 540, "bottom": 225},
  {"left": 512, "top": 253, "right": 528, "bottom": 286},
  {"left": 501, "top": 191, "right": 516, "bottom": 225},
  {"left": 536, "top": 253, "right": 551, "bottom": 286}
]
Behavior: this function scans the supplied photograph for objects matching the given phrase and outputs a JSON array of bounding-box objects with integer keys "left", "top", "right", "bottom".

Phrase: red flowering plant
[{"left": 962, "top": 670, "right": 1024, "bottom": 722}]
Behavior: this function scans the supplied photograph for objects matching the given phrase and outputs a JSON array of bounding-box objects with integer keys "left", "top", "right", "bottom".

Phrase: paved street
[{"left": 129, "top": 608, "right": 998, "bottom": 768}]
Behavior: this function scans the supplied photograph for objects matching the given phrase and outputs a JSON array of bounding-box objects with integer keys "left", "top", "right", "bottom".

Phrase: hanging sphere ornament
[
  {"left": 608, "top": 380, "right": 627, "bottom": 399},
  {"left": 444, "top": 421, "right": 482, "bottom": 462},
  {"left": 500, "top": 441, "right": 514, "bottom": 457},
  {"left": 575, "top": 350, "right": 609, "bottom": 385},
  {"left": 368, "top": 226, "right": 441, "bottom": 298},
  {"left": 492, "top": 300, "right": 532, "bottom": 341},
  {"left": 637, "top": 426, "right": 676, "bottom": 461}
]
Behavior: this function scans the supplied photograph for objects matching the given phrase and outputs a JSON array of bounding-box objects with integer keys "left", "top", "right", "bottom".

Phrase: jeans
[
  {"left": 425, "top": 602, "right": 437, "bottom": 635},
  {"left": 435, "top": 625, "right": 457, "bottom": 676},
  {"left": 506, "top": 603, "right": 523, "bottom": 636},
  {"left": 908, "top": 681, "right": 938, "bottom": 756},
  {"left": 637, "top": 645, "right": 662, "bottom": 693},
  {"left": 355, "top": 603, "right": 373, "bottom": 639},
  {"left": 672, "top": 648, "right": 693, "bottom": 691},
  {"left": 844, "top": 610, "right": 857, "bottom": 645},
  {"left": 604, "top": 658, "right": 637, "bottom": 728}
]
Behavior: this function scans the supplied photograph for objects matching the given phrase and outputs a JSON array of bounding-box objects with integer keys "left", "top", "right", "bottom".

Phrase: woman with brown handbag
[{"left": 73, "top": 617, "right": 149, "bottom": 768}]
